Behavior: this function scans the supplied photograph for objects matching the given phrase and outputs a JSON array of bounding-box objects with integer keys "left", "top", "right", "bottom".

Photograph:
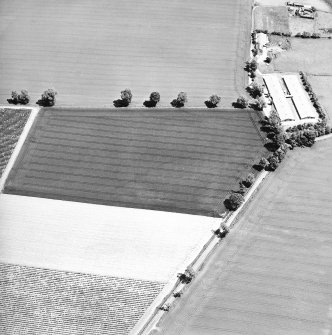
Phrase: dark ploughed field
[{"left": 4, "top": 108, "right": 266, "bottom": 216}]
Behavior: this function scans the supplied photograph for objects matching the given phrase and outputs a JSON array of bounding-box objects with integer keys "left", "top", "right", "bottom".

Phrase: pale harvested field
[
  {"left": 0, "top": 0, "right": 251, "bottom": 108},
  {"left": 154, "top": 140, "right": 332, "bottom": 335},
  {"left": 0, "top": 194, "right": 219, "bottom": 282},
  {"left": 0, "top": 263, "right": 164, "bottom": 335}
]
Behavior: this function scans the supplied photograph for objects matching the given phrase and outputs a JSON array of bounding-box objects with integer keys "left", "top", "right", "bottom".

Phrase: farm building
[
  {"left": 263, "top": 73, "right": 318, "bottom": 123},
  {"left": 283, "top": 74, "right": 317, "bottom": 119},
  {"left": 263, "top": 74, "right": 296, "bottom": 122}
]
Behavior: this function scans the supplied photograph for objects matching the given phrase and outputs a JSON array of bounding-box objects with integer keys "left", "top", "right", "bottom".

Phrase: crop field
[
  {"left": 0, "top": 263, "right": 164, "bottom": 335},
  {"left": 254, "top": 6, "right": 290, "bottom": 33},
  {"left": 0, "top": 108, "right": 30, "bottom": 177},
  {"left": 4, "top": 108, "right": 266, "bottom": 217},
  {"left": 0, "top": 0, "right": 251, "bottom": 108},
  {"left": 154, "top": 140, "right": 332, "bottom": 335}
]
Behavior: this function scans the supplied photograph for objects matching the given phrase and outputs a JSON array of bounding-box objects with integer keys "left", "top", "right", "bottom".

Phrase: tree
[
  {"left": 243, "top": 173, "right": 255, "bottom": 187},
  {"left": 235, "top": 96, "right": 249, "bottom": 108},
  {"left": 301, "top": 31, "right": 311, "bottom": 38},
  {"left": 8, "top": 90, "right": 30, "bottom": 105},
  {"left": 206, "top": 94, "right": 221, "bottom": 108},
  {"left": 9, "top": 91, "right": 19, "bottom": 104},
  {"left": 268, "top": 155, "right": 279, "bottom": 171},
  {"left": 114, "top": 89, "right": 132, "bottom": 107},
  {"left": 253, "top": 97, "right": 266, "bottom": 111},
  {"left": 121, "top": 89, "right": 132, "bottom": 104},
  {"left": 143, "top": 91, "right": 161, "bottom": 108},
  {"left": 274, "top": 132, "right": 285, "bottom": 148},
  {"left": 247, "top": 82, "right": 264, "bottom": 98},
  {"left": 171, "top": 92, "right": 187, "bottom": 108},
  {"left": 18, "top": 90, "right": 30, "bottom": 105},
  {"left": 38, "top": 89, "right": 57, "bottom": 106},
  {"left": 275, "top": 148, "right": 286, "bottom": 162},
  {"left": 150, "top": 92, "right": 160, "bottom": 104},
  {"left": 224, "top": 193, "right": 244, "bottom": 211},
  {"left": 249, "top": 59, "right": 258, "bottom": 72},
  {"left": 258, "top": 157, "right": 269, "bottom": 169}
]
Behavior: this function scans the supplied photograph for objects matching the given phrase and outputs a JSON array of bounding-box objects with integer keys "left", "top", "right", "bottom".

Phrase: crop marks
[{"left": 4, "top": 108, "right": 266, "bottom": 217}]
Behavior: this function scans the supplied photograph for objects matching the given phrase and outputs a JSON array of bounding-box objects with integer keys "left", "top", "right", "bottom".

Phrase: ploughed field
[
  {"left": 0, "top": 108, "right": 30, "bottom": 176},
  {"left": 4, "top": 108, "right": 266, "bottom": 216},
  {"left": 155, "top": 140, "right": 332, "bottom": 335},
  {"left": 0, "top": 263, "right": 164, "bottom": 335},
  {"left": 0, "top": 0, "right": 251, "bottom": 107}
]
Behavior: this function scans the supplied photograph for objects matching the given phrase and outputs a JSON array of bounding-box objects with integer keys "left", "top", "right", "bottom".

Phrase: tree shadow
[
  {"left": 171, "top": 99, "right": 184, "bottom": 108},
  {"left": 264, "top": 142, "right": 278, "bottom": 152},
  {"left": 204, "top": 100, "right": 217, "bottom": 108},
  {"left": 232, "top": 102, "right": 246, "bottom": 109},
  {"left": 223, "top": 198, "right": 232, "bottom": 211},
  {"left": 36, "top": 99, "right": 54, "bottom": 107},
  {"left": 260, "top": 125, "right": 274, "bottom": 132},
  {"left": 253, "top": 164, "right": 264, "bottom": 171},
  {"left": 143, "top": 100, "right": 157, "bottom": 108},
  {"left": 113, "top": 99, "right": 129, "bottom": 108},
  {"left": 7, "top": 99, "right": 18, "bottom": 105}
]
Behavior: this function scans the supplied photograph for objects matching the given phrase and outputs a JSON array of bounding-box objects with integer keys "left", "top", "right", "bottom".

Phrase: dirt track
[{"left": 153, "top": 140, "right": 332, "bottom": 335}]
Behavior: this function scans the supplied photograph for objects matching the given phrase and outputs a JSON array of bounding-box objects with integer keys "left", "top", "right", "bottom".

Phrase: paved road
[{"left": 153, "top": 140, "right": 332, "bottom": 335}]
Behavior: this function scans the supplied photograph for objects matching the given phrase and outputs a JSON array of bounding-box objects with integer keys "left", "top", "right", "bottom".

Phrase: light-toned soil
[
  {"left": 254, "top": 6, "right": 290, "bottom": 33},
  {"left": 0, "top": 0, "right": 251, "bottom": 108},
  {"left": 153, "top": 139, "right": 332, "bottom": 335},
  {"left": 0, "top": 263, "right": 164, "bottom": 335},
  {"left": 0, "top": 194, "right": 219, "bottom": 282}
]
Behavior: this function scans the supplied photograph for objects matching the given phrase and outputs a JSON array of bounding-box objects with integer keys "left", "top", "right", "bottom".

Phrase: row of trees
[
  {"left": 114, "top": 90, "right": 222, "bottom": 108},
  {"left": 8, "top": 89, "right": 57, "bottom": 107},
  {"left": 7, "top": 89, "right": 223, "bottom": 108}
]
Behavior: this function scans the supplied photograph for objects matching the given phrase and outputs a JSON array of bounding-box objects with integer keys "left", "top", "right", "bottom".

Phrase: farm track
[
  {"left": 0, "top": 0, "right": 251, "bottom": 107},
  {"left": 154, "top": 140, "right": 332, "bottom": 335},
  {"left": 0, "top": 263, "right": 164, "bottom": 335},
  {"left": 4, "top": 108, "right": 266, "bottom": 216}
]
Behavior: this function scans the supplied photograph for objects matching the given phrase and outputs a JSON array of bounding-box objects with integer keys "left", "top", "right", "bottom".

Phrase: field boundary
[
  {"left": 315, "top": 133, "right": 332, "bottom": 141},
  {"left": 133, "top": 169, "right": 270, "bottom": 335},
  {"left": 0, "top": 106, "right": 40, "bottom": 192}
]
